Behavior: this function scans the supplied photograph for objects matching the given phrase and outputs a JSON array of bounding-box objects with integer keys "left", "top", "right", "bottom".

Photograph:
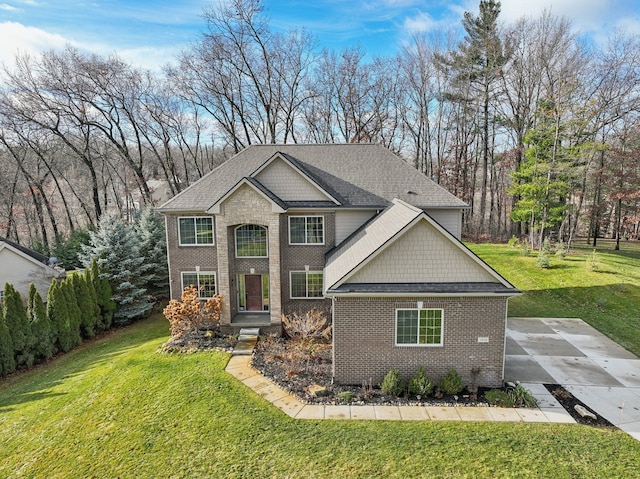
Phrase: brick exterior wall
[
  {"left": 279, "top": 212, "right": 334, "bottom": 319},
  {"left": 164, "top": 215, "right": 218, "bottom": 301},
  {"left": 332, "top": 296, "right": 508, "bottom": 388}
]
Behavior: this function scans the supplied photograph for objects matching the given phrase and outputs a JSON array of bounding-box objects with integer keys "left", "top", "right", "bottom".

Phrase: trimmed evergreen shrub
[
  {"left": 72, "top": 274, "right": 96, "bottom": 339},
  {"left": 381, "top": 368, "right": 404, "bottom": 396},
  {"left": 89, "top": 258, "right": 115, "bottom": 333},
  {"left": 0, "top": 312, "right": 16, "bottom": 376},
  {"left": 61, "top": 279, "right": 82, "bottom": 349},
  {"left": 28, "top": 283, "right": 54, "bottom": 362},
  {"left": 47, "top": 281, "right": 73, "bottom": 353},
  {"left": 3, "top": 283, "right": 35, "bottom": 368},
  {"left": 408, "top": 366, "right": 434, "bottom": 397},
  {"left": 439, "top": 369, "right": 463, "bottom": 395}
]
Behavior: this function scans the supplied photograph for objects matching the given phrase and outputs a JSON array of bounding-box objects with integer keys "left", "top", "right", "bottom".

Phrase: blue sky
[{"left": 1, "top": 0, "right": 639, "bottom": 71}]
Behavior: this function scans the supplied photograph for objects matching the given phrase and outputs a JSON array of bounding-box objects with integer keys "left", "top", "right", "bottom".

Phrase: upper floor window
[
  {"left": 235, "top": 224, "right": 268, "bottom": 257},
  {"left": 289, "top": 216, "right": 324, "bottom": 245},
  {"left": 179, "top": 217, "right": 214, "bottom": 246},
  {"left": 396, "top": 308, "right": 443, "bottom": 346},
  {"left": 181, "top": 271, "right": 217, "bottom": 299}
]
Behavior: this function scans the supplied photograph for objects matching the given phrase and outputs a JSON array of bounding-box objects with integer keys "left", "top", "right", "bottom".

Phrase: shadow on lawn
[{"left": 0, "top": 315, "right": 168, "bottom": 413}]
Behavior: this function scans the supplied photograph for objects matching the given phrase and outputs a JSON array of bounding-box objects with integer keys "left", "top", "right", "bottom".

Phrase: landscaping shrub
[
  {"left": 3, "top": 283, "right": 35, "bottom": 368},
  {"left": 485, "top": 384, "right": 537, "bottom": 408},
  {"left": 408, "top": 366, "right": 434, "bottom": 398},
  {"left": 381, "top": 368, "right": 404, "bottom": 396},
  {"left": 27, "top": 284, "right": 54, "bottom": 362},
  {"left": 163, "top": 286, "right": 222, "bottom": 339},
  {"left": 282, "top": 308, "right": 332, "bottom": 341},
  {"left": 0, "top": 312, "right": 15, "bottom": 377},
  {"left": 439, "top": 369, "right": 463, "bottom": 395}
]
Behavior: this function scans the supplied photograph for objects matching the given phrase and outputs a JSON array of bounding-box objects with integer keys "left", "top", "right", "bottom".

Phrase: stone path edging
[{"left": 225, "top": 355, "right": 575, "bottom": 423}]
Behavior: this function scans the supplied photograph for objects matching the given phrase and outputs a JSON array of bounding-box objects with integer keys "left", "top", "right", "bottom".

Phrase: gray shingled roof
[
  {"left": 326, "top": 282, "right": 519, "bottom": 295},
  {"left": 158, "top": 144, "right": 467, "bottom": 212},
  {"left": 0, "top": 236, "right": 49, "bottom": 264}
]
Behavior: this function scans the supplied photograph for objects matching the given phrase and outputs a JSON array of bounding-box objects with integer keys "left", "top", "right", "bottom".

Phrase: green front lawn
[
  {"left": 469, "top": 239, "right": 640, "bottom": 356},
  {"left": 1, "top": 313, "right": 639, "bottom": 478}
]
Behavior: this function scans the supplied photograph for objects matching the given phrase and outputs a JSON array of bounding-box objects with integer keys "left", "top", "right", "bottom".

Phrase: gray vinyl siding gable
[
  {"left": 0, "top": 247, "right": 55, "bottom": 300},
  {"left": 254, "top": 157, "right": 331, "bottom": 202},
  {"left": 347, "top": 220, "right": 496, "bottom": 284},
  {"left": 425, "top": 209, "right": 462, "bottom": 240},
  {"left": 334, "top": 210, "right": 377, "bottom": 245}
]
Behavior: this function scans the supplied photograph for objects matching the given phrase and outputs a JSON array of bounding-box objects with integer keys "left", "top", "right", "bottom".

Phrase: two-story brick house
[{"left": 158, "top": 144, "right": 519, "bottom": 388}]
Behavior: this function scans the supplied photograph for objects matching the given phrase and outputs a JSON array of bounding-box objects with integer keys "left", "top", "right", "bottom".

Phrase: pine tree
[
  {"left": 0, "top": 307, "right": 16, "bottom": 377},
  {"left": 3, "top": 283, "right": 35, "bottom": 368},
  {"left": 47, "top": 281, "right": 72, "bottom": 353},
  {"left": 80, "top": 212, "right": 153, "bottom": 325},
  {"left": 28, "top": 283, "right": 54, "bottom": 362},
  {"left": 135, "top": 207, "right": 169, "bottom": 299}
]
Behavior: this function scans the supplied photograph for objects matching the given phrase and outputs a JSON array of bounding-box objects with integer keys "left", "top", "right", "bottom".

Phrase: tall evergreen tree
[
  {"left": 0, "top": 305, "right": 16, "bottom": 376},
  {"left": 47, "top": 281, "right": 72, "bottom": 353},
  {"left": 83, "top": 267, "right": 102, "bottom": 335},
  {"left": 28, "top": 283, "right": 55, "bottom": 362},
  {"left": 2, "top": 283, "right": 35, "bottom": 368},
  {"left": 135, "top": 208, "right": 169, "bottom": 299},
  {"left": 89, "top": 258, "right": 116, "bottom": 333},
  {"left": 61, "top": 279, "right": 82, "bottom": 348},
  {"left": 72, "top": 274, "right": 96, "bottom": 339},
  {"left": 437, "top": 0, "right": 510, "bottom": 233},
  {"left": 80, "top": 212, "right": 153, "bottom": 325}
]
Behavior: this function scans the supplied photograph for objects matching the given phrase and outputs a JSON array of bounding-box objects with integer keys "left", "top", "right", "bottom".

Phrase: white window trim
[
  {"left": 290, "top": 271, "right": 324, "bottom": 299},
  {"left": 178, "top": 216, "right": 215, "bottom": 246},
  {"left": 395, "top": 308, "right": 444, "bottom": 347},
  {"left": 181, "top": 271, "right": 217, "bottom": 299},
  {"left": 234, "top": 224, "right": 269, "bottom": 258},
  {"left": 288, "top": 215, "right": 325, "bottom": 245}
]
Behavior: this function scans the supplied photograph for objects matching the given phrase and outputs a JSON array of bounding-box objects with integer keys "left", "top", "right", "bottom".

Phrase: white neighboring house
[{"left": 0, "top": 237, "right": 65, "bottom": 301}]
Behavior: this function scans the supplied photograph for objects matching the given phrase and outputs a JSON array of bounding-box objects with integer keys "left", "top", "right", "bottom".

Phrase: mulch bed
[
  {"left": 158, "top": 328, "right": 237, "bottom": 353},
  {"left": 544, "top": 384, "right": 616, "bottom": 428}
]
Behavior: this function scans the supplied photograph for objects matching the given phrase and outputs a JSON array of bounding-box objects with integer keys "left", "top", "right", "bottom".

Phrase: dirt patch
[
  {"left": 544, "top": 384, "right": 616, "bottom": 428},
  {"left": 159, "top": 328, "right": 237, "bottom": 353}
]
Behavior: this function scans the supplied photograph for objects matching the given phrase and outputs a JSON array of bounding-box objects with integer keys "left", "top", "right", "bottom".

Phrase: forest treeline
[{"left": 0, "top": 0, "right": 639, "bottom": 256}]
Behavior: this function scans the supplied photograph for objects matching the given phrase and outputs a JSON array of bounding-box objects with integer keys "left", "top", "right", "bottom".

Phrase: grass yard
[
  {"left": 469, "top": 239, "right": 640, "bottom": 356},
  {"left": 1, "top": 312, "right": 639, "bottom": 478}
]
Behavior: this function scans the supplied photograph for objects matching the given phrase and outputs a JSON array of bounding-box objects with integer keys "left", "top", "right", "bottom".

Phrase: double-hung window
[
  {"left": 179, "top": 217, "right": 214, "bottom": 245},
  {"left": 396, "top": 308, "right": 443, "bottom": 346},
  {"left": 289, "top": 216, "right": 324, "bottom": 244},
  {"left": 181, "top": 271, "right": 217, "bottom": 299},
  {"left": 290, "top": 271, "right": 323, "bottom": 299}
]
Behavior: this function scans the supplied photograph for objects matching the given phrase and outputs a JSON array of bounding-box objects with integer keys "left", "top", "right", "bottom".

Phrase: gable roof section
[
  {"left": 207, "top": 176, "right": 287, "bottom": 214},
  {"left": 324, "top": 199, "right": 518, "bottom": 296},
  {"left": 251, "top": 152, "right": 342, "bottom": 205},
  {"left": 158, "top": 144, "right": 467, "bottom": 213},
  {"left": 0, "top": 237, "right": 63, "bottom": 277}
]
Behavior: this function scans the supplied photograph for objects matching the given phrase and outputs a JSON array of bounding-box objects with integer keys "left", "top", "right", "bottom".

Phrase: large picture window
[
  {"left": 290, "top": 271, "right": 323, "bottom": 298},
  {"left": 235, "top": 224, "right": 268, "bottom": 257},
  {"left": 179, "top": 217, "right": 214, "bottom": 245},
  {"left": 181, "top": 271, "right": 217, "bottom": 299},
  {"left": 396, "top": 308, "right": 443, "bottom": 346},
  {"left": 289, "top": 216, "right": 324, "bottom": 244}
]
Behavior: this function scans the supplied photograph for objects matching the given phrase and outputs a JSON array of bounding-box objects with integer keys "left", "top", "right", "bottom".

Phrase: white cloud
[
  {"left": 0, "top": 22, "right": 69, "bottom": 67},
  {"left": 403, "top": 11, "right": 438, "bottom": 35},
  {"left": 0, "top": 4, "right": 19, "bottom": 11}
]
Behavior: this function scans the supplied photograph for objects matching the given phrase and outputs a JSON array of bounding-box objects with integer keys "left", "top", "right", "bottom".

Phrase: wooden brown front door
[{"left": 245, "top": 275, "right": 263, "bottom": 311}]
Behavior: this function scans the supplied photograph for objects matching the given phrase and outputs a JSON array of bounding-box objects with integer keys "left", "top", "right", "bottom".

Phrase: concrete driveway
[{"left": 505, "top": 317, "right": 640, "bottom": 440}]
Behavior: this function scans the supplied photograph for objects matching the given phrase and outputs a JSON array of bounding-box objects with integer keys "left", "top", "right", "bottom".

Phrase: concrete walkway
[
  {"left": 225, "top": 331, "right": 575, "bottom": 424},
  {"left": 505, "top": 317, "right": 640, "bottom": 441}
]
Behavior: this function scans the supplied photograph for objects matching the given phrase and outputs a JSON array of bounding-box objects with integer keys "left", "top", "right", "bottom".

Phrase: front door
[{"left": 245, "top": 275, "right": 263, "bottom": 311}]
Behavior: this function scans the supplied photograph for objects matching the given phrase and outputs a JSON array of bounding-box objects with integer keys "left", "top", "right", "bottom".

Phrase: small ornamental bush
[
  {"left": 163, "top": 286, "right": 222, "bottom": 339},
  {"left": 381, "top": 368, "right": 404, "bottom": 396},
  {"left": 507, "top": 235, "right": 520, "bottom": 248},
  {"left": 439, "top": 368, "right": 463, "bottom": 395},
  {"left": 282, "top": 308, "right": 332, "bottom": 341},
  {"left": 408, "top": 366, "right": 434, "bottom": 397}
]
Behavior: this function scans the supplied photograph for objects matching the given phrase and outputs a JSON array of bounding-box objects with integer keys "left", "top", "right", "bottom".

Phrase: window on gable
[
  {"left": 181, "top": 271, "right": 217, "bottom": 299},
  {"left": 290, "top": 271, "right": 323, "bottom": 299},
  {"left": 396, "top": 308, "right": 443, "bottom": 346},
  {"left": 235, "top": 224, "right": 268, "bottom": 257},
  {"left": 179, "top": 217, "right": 214, "bottom": 245},
  {"left": 289, "top": 216, "right": 324, "bottom": 244}
]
